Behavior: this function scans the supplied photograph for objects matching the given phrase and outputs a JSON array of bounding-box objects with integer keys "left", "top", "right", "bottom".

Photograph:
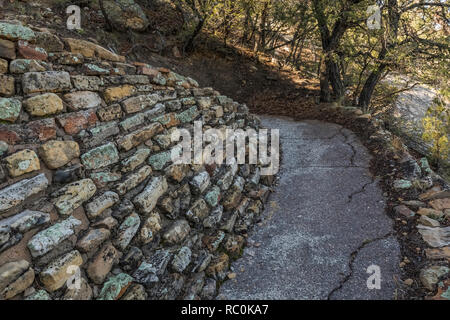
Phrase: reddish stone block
[
  {"left": 28, "top": 118, "right": 57, "bottom": 141},
  {"left": 17, "top": 40, "right": 48, "bottom": 61},
  {"left": 137, "top": 66, "right": 159, "bottom": 77},
  {"left": 57, "top": 110, "right": 98, "bottom": 135},
  {"left": 0, "top": 125, "right": 21, "bottom": 145},
  {"left": 158, "top": 67, "right": 170, "bottom": 73}
]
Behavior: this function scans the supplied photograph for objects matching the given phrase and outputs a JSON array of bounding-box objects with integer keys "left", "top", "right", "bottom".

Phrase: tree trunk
[
  {"left": 326, "top": 58, "right": 345, "bottom": 100},
  {"left": 184, "top": 18, "right": 205, "bottom": 53},
  {"left": 358, "top": 0, "right": 400, "bottom": 110},
  {"left": 319, "top": 57, "right": 331, "bottom": 102},
  {"left": 358, "top": 64, "right": 386, "bottom": 110}
]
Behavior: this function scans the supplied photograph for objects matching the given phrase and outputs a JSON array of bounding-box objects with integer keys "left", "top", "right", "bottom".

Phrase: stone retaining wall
[{"left": 0, "top": 21, "right": 273, "bottom": 300}]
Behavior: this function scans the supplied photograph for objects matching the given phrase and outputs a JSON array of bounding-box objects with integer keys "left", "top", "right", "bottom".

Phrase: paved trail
[{"left": 219, "top": 116, "right": 401, "bottom": 300}]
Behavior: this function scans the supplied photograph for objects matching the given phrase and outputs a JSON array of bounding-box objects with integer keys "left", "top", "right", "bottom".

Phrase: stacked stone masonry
[{"left": 0, "top": 22, "right": 273, "bottom": 300}]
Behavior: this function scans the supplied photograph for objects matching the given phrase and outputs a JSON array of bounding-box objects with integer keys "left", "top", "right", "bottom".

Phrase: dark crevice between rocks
[{"left": 327, "top": 232, "right": 393, "bottom": 300}]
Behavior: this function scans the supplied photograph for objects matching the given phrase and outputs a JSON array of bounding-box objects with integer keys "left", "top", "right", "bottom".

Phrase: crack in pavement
[
  {"left": 327, "top": 232, "right": 393, "bottom": 300},
  {"left": 219, "top": 116, "right": 400, "bottom": 300},
  {"left": 346, "top": 177, "right": 377, "bottom": 204},
  {"left": 340, "top": 127, "right": 358, "bottom": 167}
]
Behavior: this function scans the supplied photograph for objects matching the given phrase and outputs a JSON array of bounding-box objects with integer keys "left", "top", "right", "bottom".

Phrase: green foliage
[{"left": 422, "top": 95, "right": 450, "bottom": 168}]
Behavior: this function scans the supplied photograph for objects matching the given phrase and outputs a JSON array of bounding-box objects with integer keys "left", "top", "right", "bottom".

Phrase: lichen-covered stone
[
  {"left": 0, "top": 58, "right": 7, "bottom": 73},
  {"left": 64, "top": 91, "right": 103, "bottom": 111},
  {"left": 83, "top": 63, "right": 110, "bottom": 76},
  {"left": 97, "top": 273, "right": 133, "bottom": 300},
  {"left": 97, "top": 104, "right": 123, "bottom": 121},
  {"left": 81, "top": 142, "right": 120, "bottom": 170},
  {"left": 4, "top": 149, "right": 40, "bottom": 177},
  {"left": 64, "top": 38, "right": 125, "bottom": 62},
  {"left": 143, "top": 103, "right": 166, "bottom": 120},
  {"left": 171, "top": 246, "right": 191, "bottom": 273},
  {"left": 205, "top": 186, "right": 221, "bottom": 207},
  {"left": 122, "top": 94, "right": 159, "bottom": 113},
  {"left": 63, "top": 277, "right": 93, "bottom": 300},
  {"left": 165, "top": 164, "right": 190, "bottom": 182},
  {"left": 138, "top": 212, "right": 161, "bottom": 244},
  {"left": 222, "top": 178, "right": 245, "bottom": 210},
  {"left": 152, "top": 112, "right": 180, "bottom": 128},
  {"left": 57, "top": 109, "right": 98, "bottom": 135},
  {"left": 40, "top": 250, "right": 83, "bottom": 292},
  {"left": 39, "top": 140, "right": 80, "bottom": 169},
  {"left": 121, "top": 148, "right": 151, "bottom": 172},
  {"left": 203, "top": 232, "right": 226, "bottom": 253},
  {"left": 24, "top": 93, "right": 63, "bottom": 116},
  {"left": 148, "top": 150, "right": 172, "bottom": 171},
  {"left": 27, "top": 216, "right": 81, "bottom": 257},
  {"left": 133, "top": 249, "right": 171, "bottom": 285},
  {"left": 393, "top": 179, "right": 413, "bottom": 190},
  {"left": 17, "top": 40, "right": 47, "bottom": 61},
  {"left": 133, "top": 176, "right": 168, "bottom": 214},
  {"left": 114, "top": 212, "right": 141, "bottom": 250},
  {"left": 163, "top": 219, "right": 190, "bottom": 245},
  {"left": 90, "top": 171, "right": 122, "bottom": 187},
  {"left": 190, "top": 171, "right": 210, "bottom": 194},
  {"left": 119, "top": 113, "right": 145, "bottom": 131},
  {"left": 103, "top": 85, "right": 136, "bottom": 103},
  {"left": 101, "top": 0, "right": 149, "bottom": 32},
  {"left": 0, "top": 75, "right": 15, "bottom": 96},
  {"left": 87, "top": 242, "right": 121, "bottom": 284},
  {"left": 0, "top": 22, "right": 36, "bottom": 41},
  {"left": 223, "top": 234, "right": 245, "bottom": 258},
  {"left": 116, "top": 165, "right": 152, "bottom": 195},
  {"left": 420, "top": 266, "right": 450, "bottom": 291},
  {"left": 9, "top": 59, "right": 46, "bottom": 74},
  {"left": 84, "top": 121, "right": 120, "bottom": 148},
  {"left": 121, "top": 283, "right": 147, "bottom": 300},
  {"left": 22, "top": 71, "right": 72, "bottom": 94},
  {"left": 77, "top": 228, "right": 111, "bottom": 252},
  {"left": 176, "top": 106, "right": 199, "bottom": 123},
  {"left": 25, "top": 289, "right": 52, "bottom": 300},
  {"left": 217, "top": 163, "right": 238, "bottom": 191},
  {"left": 203, "top": 205, "right": 223, "bottom": 228},
  {"left": 0, "top": 97, "right": 21, "bottom": 122},
  {"left": 72, "top": 75, "right": 104, "bottom": 91},
  {"left": 0, "top": 209, "right": 50, "bottom": 234},
  {"left": 35, "top": 31, "right": 64, "bottom": 52},
  {"left": 205, "top": 253, "right": 229, "bottom": 279},
  {"left": 85, "top": 191, "right": 119, "bottom": 220},
  {"left": 116, "top": 122, "right": 163, "bottom": 151},
  {"left": 92, "top": 216, "right": 119, "bottom": 230},
  {"left": 185, "top": 199, "right": 209, "bottom": 223},
  {"left": 0, "top": 173, "right": 48, "bottom": 213},
  {"left": 53, "top": 179, "right": 97, "bottom": 216}
]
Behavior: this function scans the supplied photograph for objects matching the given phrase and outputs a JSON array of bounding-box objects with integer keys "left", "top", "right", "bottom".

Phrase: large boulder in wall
[
  {"left": 102, "top": 0, "right": 149, "bottom": 32},
  {"left": 385, "top": 74, "right": 450, "bottom": 176}
]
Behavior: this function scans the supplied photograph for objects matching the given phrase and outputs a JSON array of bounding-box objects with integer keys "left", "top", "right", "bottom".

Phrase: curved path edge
[{"left": 219, "top": 116, "right": 401, "bottom": 300}]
